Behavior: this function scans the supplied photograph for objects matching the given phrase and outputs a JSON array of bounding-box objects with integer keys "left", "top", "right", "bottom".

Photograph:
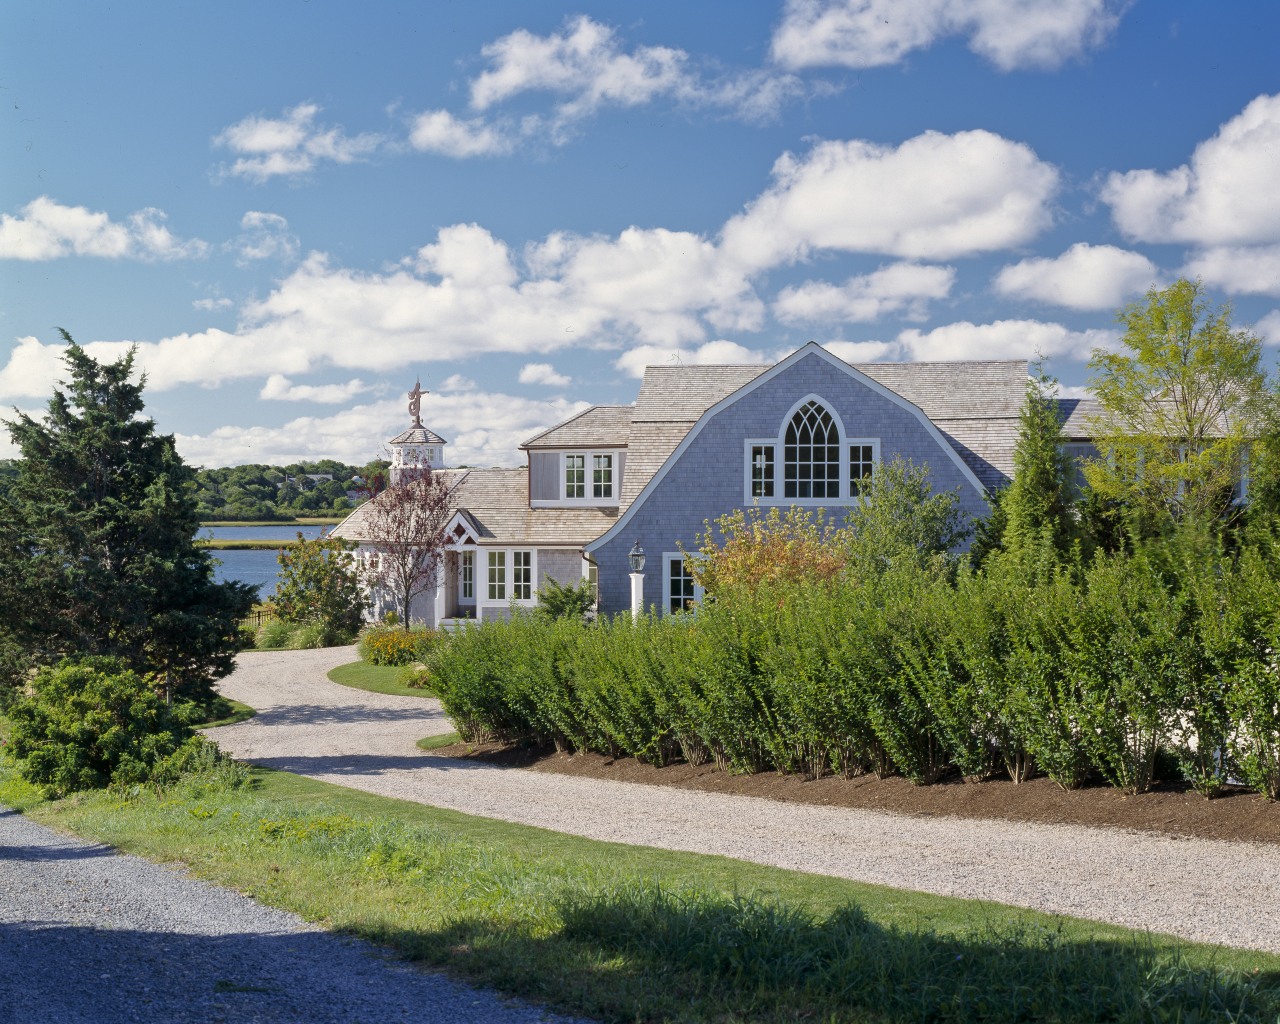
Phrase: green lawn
[
  {"left": 2, "top": 761, "right": 1277, "bottom": 1023},
  {"left": 416, "top": 731, "right": 461, "bottom": 750},
  {"left": 327, "top": 659, "right": 436, "bottom": 698}
]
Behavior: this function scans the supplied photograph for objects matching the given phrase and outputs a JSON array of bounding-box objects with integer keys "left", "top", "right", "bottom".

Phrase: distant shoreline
[
  {"left": 200, "top": 518, "right": 345, "bottom": 527},
  {"left": 199, "top": 538, "right": 301, "bottom": 550}
]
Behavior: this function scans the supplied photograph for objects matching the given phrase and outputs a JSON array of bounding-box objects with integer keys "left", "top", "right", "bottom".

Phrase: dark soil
[{"left": 429, "top": 739, "right": 1280, "bottom": 846}]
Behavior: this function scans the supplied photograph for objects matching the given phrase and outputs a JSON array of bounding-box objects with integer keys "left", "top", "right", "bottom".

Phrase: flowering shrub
[{"left": 359, "top": 625, "right": 431, "bottom": 666}]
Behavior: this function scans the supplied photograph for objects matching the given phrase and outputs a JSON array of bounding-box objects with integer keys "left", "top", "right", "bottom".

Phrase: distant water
[{"left": 203, "top": 524, "right": 331, "bottom": 600}]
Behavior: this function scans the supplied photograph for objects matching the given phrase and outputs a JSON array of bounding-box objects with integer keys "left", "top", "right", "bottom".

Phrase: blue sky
[{"left": 3, "top": 1, "right": 1279, "bottom": 468}]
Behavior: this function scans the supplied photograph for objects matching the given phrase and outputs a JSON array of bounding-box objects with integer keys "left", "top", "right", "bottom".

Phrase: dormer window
[
  {"left": 593, "top": 454, "right": 614, "bottom": 499},
  {"left": 744, "top": 396, "right": 878, "bottom": 505},
  {"left": 565, "top": 454, "right": 586, "bottom": 498}
]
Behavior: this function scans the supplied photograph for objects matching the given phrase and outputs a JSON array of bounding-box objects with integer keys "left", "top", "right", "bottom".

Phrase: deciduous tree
[
  {"left": 362, "top": 469, "right": 452, "bottom": 627},
  {"left": 1085, "top": 279, "right": 1266, "bottom": 527}
]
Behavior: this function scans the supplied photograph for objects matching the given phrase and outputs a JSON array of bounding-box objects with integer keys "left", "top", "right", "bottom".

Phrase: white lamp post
[{"left": 628, "top": 540, "right": 646, "bottom": 619}]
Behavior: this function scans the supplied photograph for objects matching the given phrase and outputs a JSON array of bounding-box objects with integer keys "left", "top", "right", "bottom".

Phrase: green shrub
[
  {"left": 254, "top": 618, "right": 293, "bottom": 650},
  {"left": 6, "top": 658, "right": 194, "bottom": 796},
  {"left": 534, "top": 576, "right": 596, "bottom": 621}
]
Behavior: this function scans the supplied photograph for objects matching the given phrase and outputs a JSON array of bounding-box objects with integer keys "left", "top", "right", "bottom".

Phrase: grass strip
[
  {"left": 199, "top": 539, "right": 300, "bottom": 550},
  {"left": 417, "top": 732, "right": 461, "bottom": 751},
  {"left": 200, "top": 698, "right": 256, "bottom": 729},
  {"left": 327, "top": 660, "right": 436, "bottom": 699},
  {"left": 2, "top": 762, "right": 1278, "bottom": 1023}
]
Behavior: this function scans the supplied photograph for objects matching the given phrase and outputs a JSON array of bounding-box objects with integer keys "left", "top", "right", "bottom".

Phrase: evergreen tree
[
  {"left": 2, "top": 333, "right": 255, "bottom": 703},
  {"left": 1002, "top": 363, "right": 1075, "bottom": 560}
]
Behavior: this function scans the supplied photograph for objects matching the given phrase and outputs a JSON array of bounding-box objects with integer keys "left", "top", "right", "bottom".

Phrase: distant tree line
[{"left": 191, "top": 459, "right": 388, "bottom": 520}]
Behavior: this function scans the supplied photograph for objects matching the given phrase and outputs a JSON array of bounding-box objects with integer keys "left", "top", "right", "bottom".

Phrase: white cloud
[
  {"left": 1182, "top": 244, "right": 1280, "bottom": 298},
  {"left": 0, "top": 220, "right": 762, "bottom": 401},
  {"left": 771, "top": 0, "right": 1126, "bottom": 72},
  {"left": 447, "top": 14, "right": 803, "bottom": 149},
  {"left": 1102, "top": 94, "right": 1280, "bottom": 246},
  {"left": 774, "top": 262, "right": 954, "bottom": 323},
  {"left": 894, "top": 319, "right": 1119, "bottom": 361},
  {"left": 1254, "top": 310, "right": 1280, "bottom": 347},
  {"left": 518, "top": 362, "right": 571, "bottom": 387},
  {"left": 614, "top": 340, "right": 773, "bottom": 379},
  {"left": 213, "top": 103, "right": 383, "bottom": 182},
  {"left": 721, "top": 131, "right": 1058, "bottom": 268},
  {"left": 258, "top": 374, "right": 370, "bottom": 403},
  {"left": 193, "top": 297, "right": 234, "bottom": 311},
  {"left": 823, "top": 340, "right": 900, "bottom": 363},
  {"left": 408, "top": 110, "right": 515, "bottom": 158},
  {"left": 0, "top": 197, "right": 206, "bottom": 261},
  {"left": 175, "top": 391, "right": 588, "bottom": 469},
  {"left": 993, "top": 243, "right": 1159, "bottom": 310},
  {"left": 233, "top": 211, "right": 300, "bottom": 264},
  {"left": 0, "top": 336, "right": 69, "bottom": 399}
]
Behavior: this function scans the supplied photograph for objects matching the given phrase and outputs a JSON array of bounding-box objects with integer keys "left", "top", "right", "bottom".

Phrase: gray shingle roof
[
  {"left": 389, "top": 426, "right": 447, "bottom": 445},
  {"left": 331, "top": 468, "right": 617, "bottom": 547},
  {"left": 522, "top": 405, "right": 633, "bottom": 449}
]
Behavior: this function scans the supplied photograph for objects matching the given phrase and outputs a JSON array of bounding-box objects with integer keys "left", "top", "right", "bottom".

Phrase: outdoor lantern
[{"left": 628, "top": 540, "right": 646, "bottom": 573}]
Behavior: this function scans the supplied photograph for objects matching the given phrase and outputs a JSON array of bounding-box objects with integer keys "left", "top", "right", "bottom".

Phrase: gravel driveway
[
  {"left": 0, "top": 807, "right": 581, "bottom": 1024},
  {"left": 211, "top": 648, "right": 1280, "bottom": 955}
]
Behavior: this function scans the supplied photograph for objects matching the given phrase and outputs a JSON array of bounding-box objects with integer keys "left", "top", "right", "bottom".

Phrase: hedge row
[{"left": 428, "top": 542, "right": 1280, "bottom": 800}]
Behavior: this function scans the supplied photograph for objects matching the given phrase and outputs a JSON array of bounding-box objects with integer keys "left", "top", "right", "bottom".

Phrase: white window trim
[
  {"left": 741, "top": 396, "right": 878, "bottom": 506},
  {"left": 530, "top": 450, "right": 623, "bottom": 508},
  {"left": 662, "top": 552, "right": 704, "bottom": 617},
  {"left": 477, "top": 548, "right": 539, "bottom": 609}
]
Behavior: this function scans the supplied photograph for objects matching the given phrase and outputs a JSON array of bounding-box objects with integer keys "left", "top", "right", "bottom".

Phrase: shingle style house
[{"left": 333, "top": 342, "right": 1028, "bottom": 626}]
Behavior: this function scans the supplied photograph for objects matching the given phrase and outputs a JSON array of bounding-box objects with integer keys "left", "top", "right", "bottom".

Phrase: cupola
[{"left": 389, "top": 378, "right": 447, "bottom": 483}]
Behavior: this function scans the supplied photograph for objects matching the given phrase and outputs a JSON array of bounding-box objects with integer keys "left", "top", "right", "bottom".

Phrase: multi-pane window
[
  {"left": 459, "top": 551, "right": 474, "bottom": 600},
  {"left": 1060, "top": 442, "right": 1099, "bottom": 498},
  {"left": 849, "top": 444, "right": 875, "bottom": 496},
  {"left": 751, "top": 445, "right": 775, "bottom": 498},
  {"left": 487, "top": 551, "right": 506, "bottom": 601},
  {"left": 565, "top": 454, "right": 586, "bottom": 498},
  {"left": 668, "top": 556, "right": 696, "bottom": 615},
  {"left": 512, "top": 551, "right": 532, "bottom": 600},
  {"left": 592, "top": 454, "right": 613, "bottom": 499},
  {"left": 783, "top": 401, "right": 840, "bottom": 499}
]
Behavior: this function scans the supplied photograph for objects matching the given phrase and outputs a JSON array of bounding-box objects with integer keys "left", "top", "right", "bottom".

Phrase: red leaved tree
[{"left": 363, "top": 469, "right": 452, "bottom": 627}]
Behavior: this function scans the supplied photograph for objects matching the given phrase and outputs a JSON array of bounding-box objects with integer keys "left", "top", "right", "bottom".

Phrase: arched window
[{"left": 784, "top": 400, "right": 840, "bottom": 499}]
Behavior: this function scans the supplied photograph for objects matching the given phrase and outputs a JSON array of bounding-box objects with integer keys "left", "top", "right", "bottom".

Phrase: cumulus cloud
[
  {"left": 614, "top": 340, "right": 774, "bottom": 379},
  {"left": 0, "top": 197, "right": 207, "bottom": 261},
  {"left": 993, "top": 243, "right": 1159, "bottom": 310},
  {"left": 822, "top": 340, "right": 900, "bottom": 363},
  {"left": 721, "top": 131, "right": 1058, "bottom": 268},
  {"left": 258, "top": 374, "right": 370, "bottom": 403},
  {"left": 1102, "top": 94, "right": 1280, "bottom": 246},
  {"left": 771, "top": 0, "right": 1126, "bottom": 72},
  {"left": 174, "top": 391, "right": 589, "bottom": 469},
  {"left": 213, "top": 103, "right": 383, "bottom": 182},
  {"left": 518, "top": 362, "right": 571, "bottom": 387},
  {"left": 1182, "top": 244, "right": 1280, "bottom": 298},
  {"left": 774, "top": 262, "right": 954, "bottom": 323},
  {"left": 1254, "top": 310, "right": 1280, "bottom": 347},
  {"left": 402, "top": 14, "right": 805, "bottom": 155},
  {"left": 894, "top": 319, "right": 1119, "bottom": 361},
  {"left": 0, "top": 220, "right": 764, "bottom": 402},
  {"left": 408, "top": 110, "right": 515, "bottom": 157},
  {"left": 232, "top": 211, "right": 300, "bottom": 264}
]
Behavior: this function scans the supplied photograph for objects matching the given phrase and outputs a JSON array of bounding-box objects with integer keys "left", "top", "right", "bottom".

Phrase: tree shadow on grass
[{"left": 374, "top": 884, "right": 1280, "bottom": 1024}]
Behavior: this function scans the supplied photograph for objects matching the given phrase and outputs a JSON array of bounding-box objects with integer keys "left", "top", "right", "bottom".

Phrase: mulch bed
[{"left": 428, "top": 739, "right": 1280, "bottom": 846}]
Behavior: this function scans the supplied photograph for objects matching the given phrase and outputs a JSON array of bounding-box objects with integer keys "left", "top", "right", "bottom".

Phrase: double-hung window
[
  {"left": 849, "top": 443, "right": 876, "bottom": 496},
  {"left": 665, "top": 553, "right": 700, "bottom": 615},
  {"left": 565, "top": 454, "right": 586, "bottom": 498},
  {"left": 487, "top": 552, "right": 506, "bottom": 601},
  {"left": 512, "top": 551, "right": 532, "bottom": 600},
  {"left": 750, "top": 444, "right": 775, "bottom": 498},
  {"left": 592, "top": 454, "right": 613, "bottom": 499}
]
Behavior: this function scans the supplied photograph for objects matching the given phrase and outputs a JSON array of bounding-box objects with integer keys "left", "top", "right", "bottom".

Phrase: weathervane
[{"left": 407, "top": 377, "right": 427, "bottom": 428}]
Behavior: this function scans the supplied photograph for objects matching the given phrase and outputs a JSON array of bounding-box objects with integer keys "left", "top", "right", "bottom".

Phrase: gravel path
[
  {"left": 0, "top": 806, "right": 581, "bottom": 1024},
  {"left": 211, "top": 648, "right": 1280, "bottom": 955}
]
